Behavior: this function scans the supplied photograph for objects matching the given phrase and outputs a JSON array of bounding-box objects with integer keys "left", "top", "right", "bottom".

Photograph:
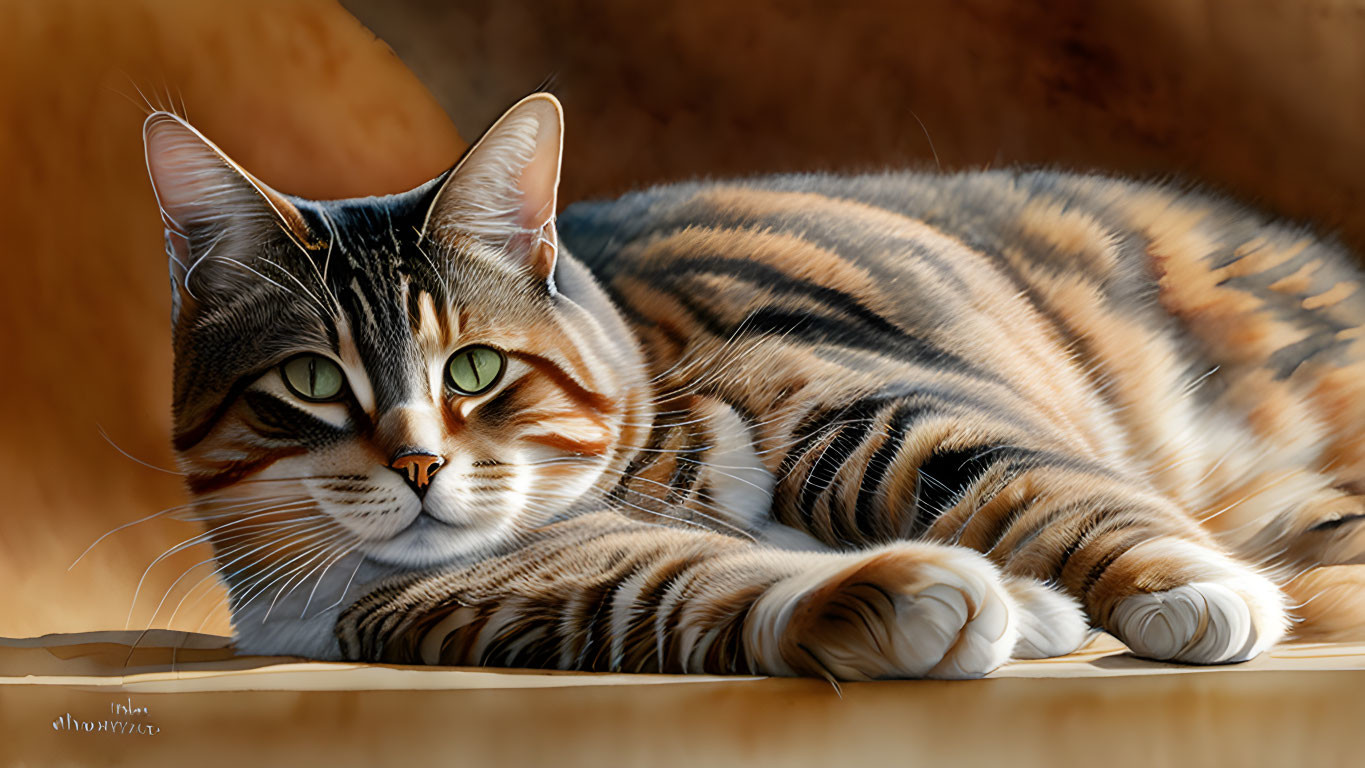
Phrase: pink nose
[{"left": 389, "top": 451, "right": 444, "bottom": 493}]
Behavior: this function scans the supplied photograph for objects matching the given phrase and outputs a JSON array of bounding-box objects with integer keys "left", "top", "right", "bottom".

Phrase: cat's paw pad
[
  {"left": 746, "top": 544, "right": 1019, "bottom": 680},
  {"left": 1005, "top": 577, "right": 1089, "bottom": 660},
  {"left": 1110, "top": 563, "right": 1287, "bottom": 664}
]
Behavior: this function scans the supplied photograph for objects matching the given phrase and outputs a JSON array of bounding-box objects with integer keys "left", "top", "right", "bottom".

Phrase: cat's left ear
[{"left": 423, "top": 93, "right": 563, "bottom": 290}]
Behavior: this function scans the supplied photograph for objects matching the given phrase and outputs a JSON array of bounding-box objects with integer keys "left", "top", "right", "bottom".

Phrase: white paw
[
  {"left": 1005, "top": 578, "right": 1089, "bottom": 660},
  {"left": 746, "top": 544, "right": 1020, "bottom": 680},
  {"left": 1109, "top": 542, "right": 1288, "bottom": 664}
]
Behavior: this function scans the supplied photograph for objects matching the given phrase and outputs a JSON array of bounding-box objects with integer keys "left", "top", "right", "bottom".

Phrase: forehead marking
[
  {"left": 335, "top": 312, "right": 377, "bottom": 414},
  {"left": 347, "top": 276, "right": 380, "bottom": 332},
  {"left": 414, "top": 290, "right": 454, "bottom": 356}
]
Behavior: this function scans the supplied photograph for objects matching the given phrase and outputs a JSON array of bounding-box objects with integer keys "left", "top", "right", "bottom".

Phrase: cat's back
[
  {"left": 559, "top": 168, "right": 1365, "bottom": 466},
  {"left": 560, "top": 169, "right": 1162, "bottom": 307},
  {"left": 559, "top": 170, "right": 1171, "bottom": 350},
  {"left": 559, "top": 168, "right": 1365, "bottom": 353}
]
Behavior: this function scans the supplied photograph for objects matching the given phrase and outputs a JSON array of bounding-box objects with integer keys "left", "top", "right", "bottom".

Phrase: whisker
[
  {"left": 124, "top": 524, "right": 338, "bottom": 664},
  {"left": 231, "top": 535, "right": 350, "bottom": 621},
  {"left": 96, "top": 424, "right": 184, "bottom": 475},
  {"left": 262, "top": 540, "right": 354, "bottom": 622},
  {"left": 130, "top": 517, "right": 333, "bottom": 631},
  {"left": 216, "top": 529, "right": 347, "bottom": 615},
  {"left": 314, "top": 553, "right": 366, "bottom": 617},
  {"left": 123, "top": 501, "right": 318, "bottom": 628},
  {"left": 73, "top": 493, "right": 309, "bottom": 570},
  {"left": 300, "top": 548, "right": 359, "bottom": 620}
]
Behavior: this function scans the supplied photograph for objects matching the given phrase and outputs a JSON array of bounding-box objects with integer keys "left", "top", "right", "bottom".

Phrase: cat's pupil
[{"left": 465, "top": 352, "right": 481, "bottom": 386}]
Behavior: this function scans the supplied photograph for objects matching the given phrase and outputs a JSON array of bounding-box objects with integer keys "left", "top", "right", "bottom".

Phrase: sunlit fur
[{"left": 146, "top": 95, "right": 1365, "bottom": 677}]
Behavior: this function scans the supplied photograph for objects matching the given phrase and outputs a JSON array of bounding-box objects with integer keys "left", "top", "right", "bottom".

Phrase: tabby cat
[{"left": 142, "top": 93, "right": 1365, "bottom": 680}]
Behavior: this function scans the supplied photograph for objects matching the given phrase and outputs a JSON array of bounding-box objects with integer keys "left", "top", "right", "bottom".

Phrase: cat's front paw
[
  {"left": 1103, "top": 538, "right": 1288, "bottom": 664},
  {"left": 1004, "top": 576, "right": 1090, "bottom": 659},
  {"left": 745, "top": 544, "right": 1030, "bottom": 679}
]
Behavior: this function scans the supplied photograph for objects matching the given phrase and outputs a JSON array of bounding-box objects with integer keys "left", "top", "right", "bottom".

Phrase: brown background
[
  {"left": 347, "top": 0, "right": 1365, "bottom": 249},
  {"left": 5, "top": 0, "right": 1365, "bottom": 638}
]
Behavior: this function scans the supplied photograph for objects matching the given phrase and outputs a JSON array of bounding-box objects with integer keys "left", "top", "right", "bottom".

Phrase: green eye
[
  {"left": 446, "top": 345, "right": 505, "bottom": 395},
  {"left": 280, "top": 354, "right": 345, "bottom": 402}
]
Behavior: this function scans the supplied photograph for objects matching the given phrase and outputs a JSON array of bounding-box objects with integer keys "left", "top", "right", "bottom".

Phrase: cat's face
[{"left": 146, "top": 95, "right": 648, "bottom": 581}]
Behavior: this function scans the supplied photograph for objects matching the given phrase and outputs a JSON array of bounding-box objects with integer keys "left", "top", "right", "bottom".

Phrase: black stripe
[
  {"left": 650, "top": 254, "right": 987, "bottom": 379},
  {"left": 824, "top": 473, "right": 861, "bottom": 547},
  {"left": 620, "top": 555, "right": 703, "bottom": 673},
  {"left": 570, "top": 581, "right": 615, "bottom": 671},
  {"left": 1266, "top": 331, "right": 1348, "bottom": 380},
  {"left": 611, "top": 406, "right": 678, "bottom": 507},
  {"left": 775, "top": 390, "right": 1028, "bottom": 538},
  {"left": 242, "top": 390, "right": 349, "bottom": 446},
  {"left": 739, "top": 306, "right": 983, "bottom": 377},
  {"left": 173, "top": 375, "right": 256, "bottom": 451},
  {"left": 799, "top": 411, "right": 882, "bottom": 506},
  {"left": 657, "top": 567, "right": 707, "bottom": 674},
  {"left": 908, "top": 446, "right": 1049, "bottom": 539},
  {"left": 1082, "top": 527, "right": 1153, "bottom": 593},
  {"left": 1057, "top": 513, "right": 1147, "bottom": 587},
  {"left": 799, "top": 419, "right": 880, "bottom": 544},
  {"left": 665, "top": 425, "right": 707, "bottom": 505},
  {"left": 636, "top": 199, "right": 971, "bottom": 293},
  {"left": 1003, "top": 496, "right": 1100, "bottom": 565},
  {"left": 586, "top": 556, "right": 648, "bottom": 672},
  {"left": 975, "top": 492, "right": 1036, "bottom": 555},
  {"left": 853, "top": 404, "right": 935, "bottom": 537},
  {"left": 1309, "top": 513, "right": 1365, "bottom": 533},
  {"left": 1055, "top": 508, "right": 1106, "bottom": 579}
]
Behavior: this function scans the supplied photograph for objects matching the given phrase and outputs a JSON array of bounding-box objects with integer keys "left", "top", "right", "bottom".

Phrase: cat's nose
[{"left": 388, "top": 450, "right": 445, "bottom": 498}]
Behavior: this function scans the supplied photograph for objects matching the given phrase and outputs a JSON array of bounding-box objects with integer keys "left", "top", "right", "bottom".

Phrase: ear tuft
[{"left": 423, "top": 93, "right": 564, "bottom": 286}]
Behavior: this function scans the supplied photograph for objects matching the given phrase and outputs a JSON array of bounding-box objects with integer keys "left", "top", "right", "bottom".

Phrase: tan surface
[
  {"left": 2, "top": 632, "right": 1363, "bottom": 767},
  {"left": 0, "top": 0, "right": 463, "bottom": 638}
]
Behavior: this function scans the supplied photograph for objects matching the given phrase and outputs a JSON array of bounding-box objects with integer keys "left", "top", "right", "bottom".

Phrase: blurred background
[{"left": 4, "top": 0, "right": 1365, "bottom": 638}]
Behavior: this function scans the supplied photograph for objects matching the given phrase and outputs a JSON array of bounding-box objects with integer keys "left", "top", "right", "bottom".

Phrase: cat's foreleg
[
  {"left": 760, "top": 397, "right": 1287, "bottom": 664},
  {"left": 335, "top": 511, "right": 1084, "bottom": 679},
  {"left": 971, "top": 471, "right": 1291, "bottom": 664}
]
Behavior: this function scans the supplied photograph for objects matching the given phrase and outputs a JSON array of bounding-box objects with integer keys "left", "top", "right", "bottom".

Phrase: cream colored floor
[{"left": 3, "top": 631, "right": 1364, "bottom": 767}]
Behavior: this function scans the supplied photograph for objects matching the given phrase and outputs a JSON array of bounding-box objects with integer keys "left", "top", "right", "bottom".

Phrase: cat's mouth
[
  {"left": 351, "top": 507, "right": 504, "bottom": 569},
  {"left": 408, "top": 511, "right": 468, "bottom": 532}
]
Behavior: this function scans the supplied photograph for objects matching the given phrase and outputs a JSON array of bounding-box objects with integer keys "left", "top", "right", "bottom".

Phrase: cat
[{"left": 142, "top": 93, "right": 1365, "bottom": 680}]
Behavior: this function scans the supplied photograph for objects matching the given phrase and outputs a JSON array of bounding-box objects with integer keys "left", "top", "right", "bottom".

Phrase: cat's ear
[
  {"left": 423, "top": 93, "right": 564, "bottom": 290},
  {"left": 142, "top": 112, "right": 318, "bottom": 312}
]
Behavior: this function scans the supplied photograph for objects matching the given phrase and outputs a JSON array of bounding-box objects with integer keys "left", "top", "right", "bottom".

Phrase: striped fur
[{"left": 147, "top": 95, "right": 1365, "bottom": 678}]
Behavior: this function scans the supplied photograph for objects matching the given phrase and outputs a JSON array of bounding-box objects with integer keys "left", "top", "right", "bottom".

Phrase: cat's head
[{"left": 144, "top": 94, "right": 650, "bottom": 579}]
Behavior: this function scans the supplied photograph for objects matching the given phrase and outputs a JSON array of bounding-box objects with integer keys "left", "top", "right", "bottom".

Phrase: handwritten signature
[{"left": 52, "top": 698, "right": 161, "bottom": 736}]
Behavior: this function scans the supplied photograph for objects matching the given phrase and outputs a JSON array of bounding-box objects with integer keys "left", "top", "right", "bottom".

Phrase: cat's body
[{"left": 144, "top": 95, "right": 1365, "bottom": 679}]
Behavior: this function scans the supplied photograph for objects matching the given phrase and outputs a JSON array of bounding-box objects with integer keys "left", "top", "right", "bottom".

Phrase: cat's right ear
[
  {"left": 422, "top": 93, "right": 564, "bottom": 292},
  {"left": 142, "top": 112, "right": 317, "bottom": 318}
]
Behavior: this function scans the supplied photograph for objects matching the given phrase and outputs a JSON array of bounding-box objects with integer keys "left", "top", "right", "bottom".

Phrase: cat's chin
[{"left": 354, "top": 513, "right": 513, "bottom": 570}]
